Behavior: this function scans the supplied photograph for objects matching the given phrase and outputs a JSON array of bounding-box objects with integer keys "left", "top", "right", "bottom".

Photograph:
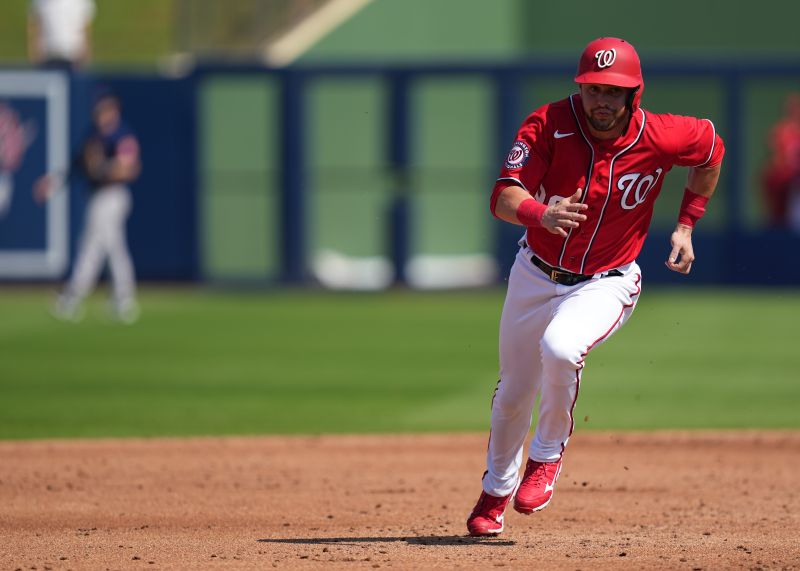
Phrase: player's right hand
[
  {"left": 32, "top": 174, "right": 54, "bottom": 204},
  {"left": 541, "top": 188, "right": 588, "bottom": 237}
]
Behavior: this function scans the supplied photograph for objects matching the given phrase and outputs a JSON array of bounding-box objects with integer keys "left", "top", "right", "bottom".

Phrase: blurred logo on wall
[
  {"left": 0, "top": 102, "right": 37, "bottom": 218},
  {"left": 0, "top": 71, "right": 69, "bottom": 279}
]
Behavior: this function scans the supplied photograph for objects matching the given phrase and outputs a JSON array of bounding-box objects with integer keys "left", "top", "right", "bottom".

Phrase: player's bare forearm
[
  {"left": 665, "top": 163, "right": 722, "bottom": 274},
  {"left": 107, "top": 158, "right": 141, "bottom": 184},
  {"left": 666, "top": 162, "right": 721, "bottom": 274},
  {"left": 686, "top": 162, "right": 722, "bottom": 199},
  {"left": 494, "top": 185, "right": 535, "bottom": 225},
  {"left": 495, "top": 185, "right": 587, "bottom": 237}
]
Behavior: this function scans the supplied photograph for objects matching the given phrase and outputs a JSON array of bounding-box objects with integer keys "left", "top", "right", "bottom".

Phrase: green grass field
[{"left": 0, "top": 287, "right": 798, "bottom": 440}]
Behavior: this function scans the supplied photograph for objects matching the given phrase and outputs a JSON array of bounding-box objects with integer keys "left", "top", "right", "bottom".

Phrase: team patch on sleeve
[{"left": 505, "top": 140, "right": 530, "bottom": 170}]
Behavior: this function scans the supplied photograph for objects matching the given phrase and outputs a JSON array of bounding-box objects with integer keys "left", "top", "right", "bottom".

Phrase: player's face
[
  {"left": 93, "top": 98, "right": 121, "bottom": 135},
  {"left": 580, "top": 84, "right": 630, "bottom": 136}
]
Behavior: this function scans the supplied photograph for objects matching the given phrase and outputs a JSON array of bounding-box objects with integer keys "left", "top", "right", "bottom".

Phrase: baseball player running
[
  {"left": 35, "top": 91, "right": 141, "bottom": 323},
  {"left": 467, "top": 37, "right": 724, "bottom": 536}
]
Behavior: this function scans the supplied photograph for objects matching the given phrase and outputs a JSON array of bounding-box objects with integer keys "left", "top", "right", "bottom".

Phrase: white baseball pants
[
  {"left": 66, "top": 184, "right": 135, "bottom": 304},
  {"left": 483, "top": 243, "right": 642, "bottom": 497}
]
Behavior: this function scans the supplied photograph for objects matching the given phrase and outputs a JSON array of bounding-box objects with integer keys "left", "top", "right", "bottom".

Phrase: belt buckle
[{"left": 549, "top": 269, "right": 561, "bottom": 283}]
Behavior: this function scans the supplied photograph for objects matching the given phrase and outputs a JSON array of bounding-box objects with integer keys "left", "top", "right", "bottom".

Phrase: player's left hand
[{"left": 665, "top": 224, "right": 695, "bottom": 274}]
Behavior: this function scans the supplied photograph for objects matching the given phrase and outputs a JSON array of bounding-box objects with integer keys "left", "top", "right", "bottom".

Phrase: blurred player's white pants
[
  {"left": 66, "top": 184, "right": 135, "bottom": 305},
  {"left": 483, "top": 244, "right": 641, "bottom": 497}
]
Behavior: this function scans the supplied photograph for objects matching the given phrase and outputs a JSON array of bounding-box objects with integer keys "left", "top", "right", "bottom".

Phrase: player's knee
[
  {"left": 493, "top": 380, "right": 534, "bottom": 415},
  {"left": 539, "top": 333, "right": 581, "bottom": 371}
]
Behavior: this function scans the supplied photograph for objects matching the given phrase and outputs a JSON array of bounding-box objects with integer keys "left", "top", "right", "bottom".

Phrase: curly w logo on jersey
[
  {"left": 617, "top": 169, "right": 664, "bottom": 210},
  {"left": 505, "top": 140, "right": 530, "bottom": 169}
]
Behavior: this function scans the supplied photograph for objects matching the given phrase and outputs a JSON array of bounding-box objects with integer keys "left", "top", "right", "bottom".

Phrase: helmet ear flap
[{"left": 626, "top": 86, "right": 640, "bottom": 113}]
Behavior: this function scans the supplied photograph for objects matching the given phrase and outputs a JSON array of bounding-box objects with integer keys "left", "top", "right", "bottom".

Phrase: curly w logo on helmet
[{"left": 594, "top": 49, "right": 617, "bottom": 69}]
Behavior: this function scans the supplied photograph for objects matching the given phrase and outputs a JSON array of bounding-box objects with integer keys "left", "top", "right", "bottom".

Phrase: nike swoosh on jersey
[{"left": 554, "top": 131, "right": 575, "bottom": 139}]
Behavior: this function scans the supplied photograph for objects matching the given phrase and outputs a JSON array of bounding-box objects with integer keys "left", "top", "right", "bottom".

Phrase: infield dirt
[{"left": 1, "top": 432, "right": 798, "bottom": 570}]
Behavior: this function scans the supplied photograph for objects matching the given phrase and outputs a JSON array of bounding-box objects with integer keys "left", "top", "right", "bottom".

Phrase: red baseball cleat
[
  {"left": 467, "top": 490, "right": 513, "bottom": 536},
  {"left": 513, "top": 458, "right": 563, "bottom": 514}
]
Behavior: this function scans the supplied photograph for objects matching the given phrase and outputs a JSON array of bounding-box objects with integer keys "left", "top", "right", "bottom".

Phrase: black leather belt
[{"left": 530, "top": 254, "right": 622, "bottom": 286}]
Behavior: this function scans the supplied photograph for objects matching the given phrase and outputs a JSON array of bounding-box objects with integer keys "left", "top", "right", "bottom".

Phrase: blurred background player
[
  {"left": 35, "top": 92, "right": 141, "bottom": 323},
  {"left": 28, "top": 0, "right": 96, "bottom": 71},
  {"left": 761, "top": 93, "right": 800, "bottom": 231}
]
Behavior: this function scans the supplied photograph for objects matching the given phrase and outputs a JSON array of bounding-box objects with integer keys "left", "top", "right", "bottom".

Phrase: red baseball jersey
[{"left": 491, "top": 93, "right": 725, "bottom": 275}]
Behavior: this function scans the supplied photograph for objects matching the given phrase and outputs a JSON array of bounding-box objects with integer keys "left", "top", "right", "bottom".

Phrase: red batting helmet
[{"left": 574, "top": 37, "right": 644, "bottom": 111}]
